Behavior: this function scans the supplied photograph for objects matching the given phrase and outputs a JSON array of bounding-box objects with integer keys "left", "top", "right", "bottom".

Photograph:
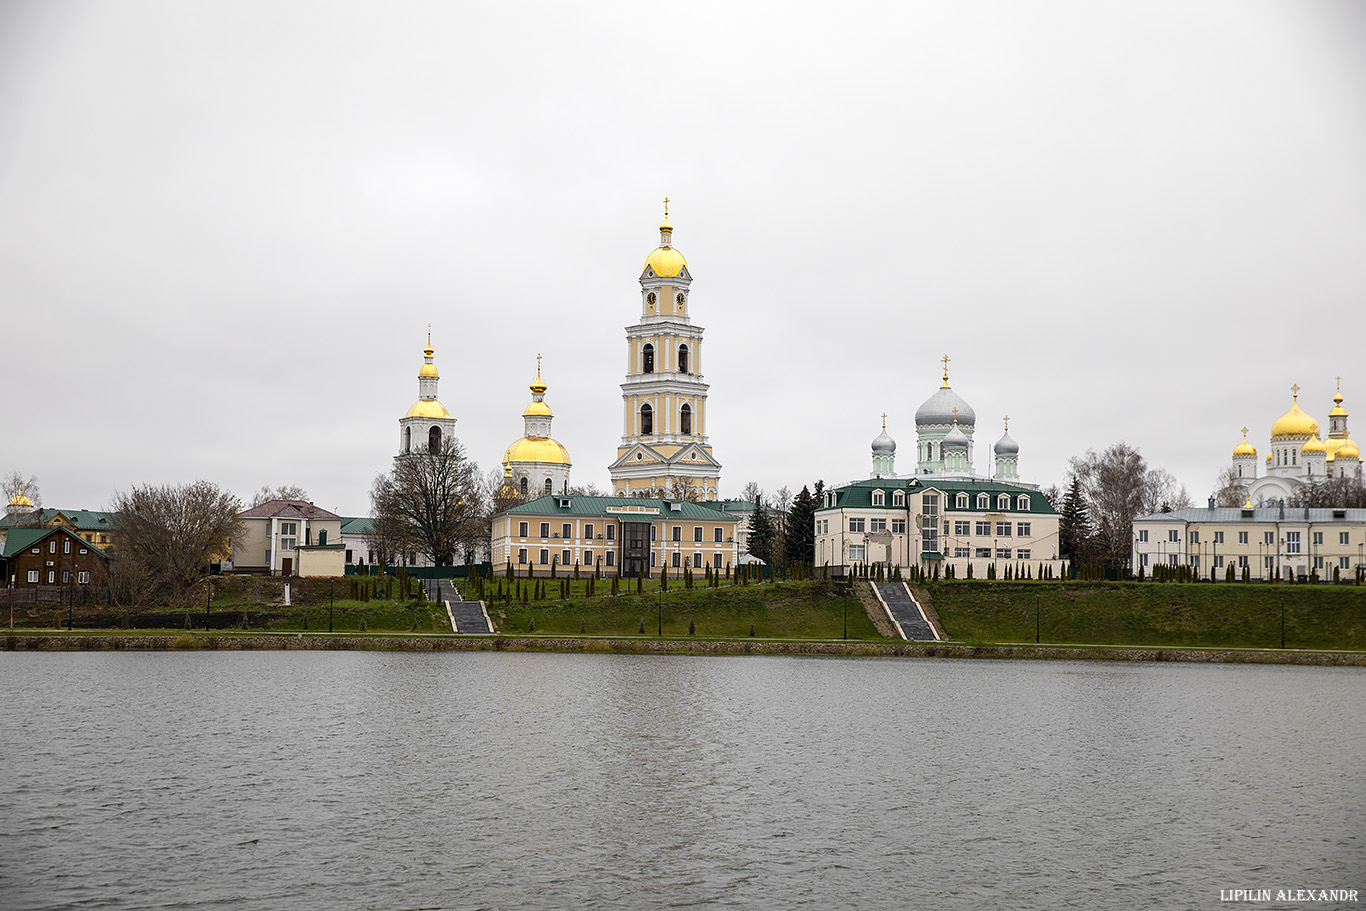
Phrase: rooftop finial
[
  {"left": 660, "top": 197, "right": 673, "bottom": 237},
  {"left": 1291, "top": 383, "right": 1301, "bottom": 401},
  {"left": 423, "top": 325, "right": 434, "bottom": 357},
  {"left": 881, "top": 412, "right": 887, "bottom": 429},
  {"left": 941, "top": 354, "right": 951, "bottom": 388},
  {"left": 1003, "top": 414, "right": 1010, "bottom": 431}
]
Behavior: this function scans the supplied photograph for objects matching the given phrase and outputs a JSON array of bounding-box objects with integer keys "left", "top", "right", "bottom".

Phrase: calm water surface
[{"left": 1, "top": 652, "right": 1362, "bottom": 910}]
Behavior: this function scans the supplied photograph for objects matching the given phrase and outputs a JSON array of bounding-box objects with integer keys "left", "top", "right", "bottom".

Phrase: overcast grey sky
[{"left": 2, "top": 0, "right": 1363, "bottom": 516}]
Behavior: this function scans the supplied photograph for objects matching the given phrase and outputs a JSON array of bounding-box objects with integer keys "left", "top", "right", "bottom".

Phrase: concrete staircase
[
  {"left": 434, "top": 579, "right": 493, "bottom": 634},
  {"left": 869, "top": 581, "right": 939, "bottom": 641}
]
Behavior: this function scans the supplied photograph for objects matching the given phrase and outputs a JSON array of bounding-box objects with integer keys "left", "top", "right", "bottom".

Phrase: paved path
[
  {"left": 434, "top": 579, "right": 492, "bottom": 634},
  {"left": 870, "top": 582, "right": 939, "bottom": 641}
]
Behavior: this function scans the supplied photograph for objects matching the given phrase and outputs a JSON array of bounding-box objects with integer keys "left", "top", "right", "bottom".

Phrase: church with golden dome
[
  {"left": 1232, "top": 380, "right": 1361, "bottom": 505},
  {"left": 501, "top": 358, "right": 572, "bottom": 497},
  {"left": 398, "top": 332, "right": 457, "bottom": 456},
  {"left": 607, "top": 203, "right": 722, "bottom": 499}
]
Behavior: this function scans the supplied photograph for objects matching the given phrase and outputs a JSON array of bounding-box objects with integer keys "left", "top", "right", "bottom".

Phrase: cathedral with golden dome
[
  {"left": 501, "top": 358, "right": 572, "bottom": 497},
  {"left": 607, "top": 203, "right": 722, "bottom": 499},
  {"left": 1232, "top": 380, "right": 1361, "bottom": 505},
  {"left": 398, "top": 332, "right": 457, "bottom": 456}
]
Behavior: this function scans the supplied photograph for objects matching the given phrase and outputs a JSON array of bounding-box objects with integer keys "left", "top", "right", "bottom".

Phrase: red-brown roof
[{"left": 237, "top": 499, "right": 341, "bottom": 520}]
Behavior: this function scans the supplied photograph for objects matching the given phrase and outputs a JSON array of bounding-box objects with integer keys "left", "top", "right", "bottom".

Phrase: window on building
[
  {"left": 671, "top": 552, "right": 681, "bottom": 568},
  {"left": 1264, "top": 532, "right": 1274, "bottom": 545},
  {"left": 1314, "top": 556, "right": 1324, "bottom": 570},
  {"left": 1214, "top": 555, "right": 1224, "bottom": 569},
  {"left": 651, "top": 553, "right": 656, "bottom": 566},
  {"left": 975, "top": 521, "right": 991, "bottom": 536},
  {"left": 954, "top": 547, "right": 970, "bottom": 557},
  {"left": 606, "top": 551, "right": 615, "bottom": 567},
  {"left": 642, "top": 344, "right": 654, "bottom": 374},
  {"left": 680, "top": 404, "right": 692, "bottom": 434},
  {"left": 713, "top": 553, "right": 723, "bottom": 569},
  {"left": 1017, "top": 522, "right": 1031, "bottom": 537},
  {"left": 849, "top": 518, "right": 865, "bottom": 532},
  {"left": 893, "top": 491, "right": 905, "bottom": 506},
  {"left": 584, "top": 549, "right": 593, "bottom": 565},
  {"left": 975, "top": 547, "right": 991, "bottom": 558},
  {"left": 48, "top": 571, "right": 55, "bottom": 583},
  {"left": 977, "top": 494, "right": 989, "bottom": 509},
  {"left": 672, "top": 526, "right": 681, "bottom": 541},
  {"left": 50, "top": 540, "right": 57, "bottom": 554},
  {"left": 640, "top": 403, "right": 653, "bottom": 434},
  {"left": 62, "top": 571, "right": 69, "bottom": 583},
  {"left": 1238, "top": 556, "right": 1248, "bottom": 568},
  {"left": 1286, "top": 532, "right": 1301, "bottom": 554},
  {"left": 1017, "top": 495, "right": 1030, "bottom": 510},
  {"left": 1169, "top": 530, "right": 1180, "bottom": 543},
  {"left": 714, "top": 527, "right": 723, "bottom": 542},
  {"left": 957, "top": 493, "right": 969, "bottom": 509},
  {"left": 77, "top": 572, "right": 89, "bottom": 584},
  {"left": 562, "top": 549, "right": 571, "bottom": 565},
  {"left": 1239, "top": 531, "right": 1249, "bottom": 545},
  {"left": 1138, "top": 530, "right": 1149, "bottom": 542},
  {"left": 1341, "top": 532, "right": 1351, "bottom": 545},
  {"left": 519, "top": 522, "right": 529, "bottom": 537},
  {"left": 997, "top": 494, "right": 1010, "bottom": 510},
  {"left": 583, "top": 523, "right": 594, "bottom": 540},
  {"left": 1169, "top": 555, "right": 1179, "bottom": 567},
  {"left": 544, "top": 478, "right": 553, "bottom": 494},
  {"left": 996, "top": 522, "right": 1012, "bottom": 537},
  {"left": 518, "top": 548, "right": 528, "bottom": 564},
  {"left": 922, "top": 528, "right": 940, "bottom": 553},
  {"left": 63, "top": 539, "right": 70, "bottom": 554},
  {"left": 540, "top": 549, "right": 549, "bottom": 564},
  {"left": 1190, "top": 531, "right": 1199, "bottom": 545},
  {"left": 30, "top": 547, "right": 38, "bottom": 554},
  {"left": 1313, "top": 532, "right": 1323, "bottom": 546},
  {"left": 540, "top": 523, "right": 550, "bottom": 538},
  {"left": 848, "top": 544, "right": 866, "bottom": 561},
  {"left": 651, "top": 525, "right": 657, "bottom": 541},
  {"left": 1265, "top": 555, "right": 1274, "bottom": 569},
  {"left": 891, "top": 519, "right": 906, "bottom": 534},
  {"left": 428, "top": 425, "right": 442, "bottom": 453},
  {"left": 692, "top": 553, "right": 702, "bottom": 568},
  {"left": 870, "top": 519, "right": 886, "bottom": 532},
  {"left": 996, "top": 548, "right": 1011, "bottom": 559},
  {"left": 1213, "top": 531, "right": 1224, "bottom": 544},
  {"left": 1340, "top": 557, "right": 1351, "bottom": 570},
  {"left": 693, "top": 526, "right": 703, "bottom": 542},
  {"left": 678, "top": 344, "right": 689, "bottom": 374},
  {"left": 282, "top": 536, "right": 296, "bottom": 551},
  {"left": 562, "top": 523, "right": 572, "bottom": 539},
  {"left": 607, "top": 525, "right": 615, "bottom": 540},
  {"left": 924, "top": 495, "right": 939, "bottom": 515},
  {"left": 872, "top": 490, "right": 884, "bottom": 506},
  {"left": 27, "top": 570, "right": 38, "bottom": 583},
  {"left": 404, "top": 426, "right": 412, "bottom": 453}
]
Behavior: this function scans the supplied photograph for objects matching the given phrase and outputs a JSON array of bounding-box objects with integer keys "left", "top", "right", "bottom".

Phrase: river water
[{"left": 2, "top": 652, "right": 1362, "bottom": 910}]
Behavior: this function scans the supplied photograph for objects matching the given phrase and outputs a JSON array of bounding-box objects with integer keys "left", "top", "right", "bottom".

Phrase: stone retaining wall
[{"left": 5, "top": 633, "right": 1363, "bottom": 666}]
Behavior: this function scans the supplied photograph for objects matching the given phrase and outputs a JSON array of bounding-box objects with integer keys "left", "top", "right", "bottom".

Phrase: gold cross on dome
[
  {"left": 1241, "top": 426, "right": 1249, "bottom": 437},
  {"left": 881, "top": 412, "right": 887, "bottom": 428},
  {"left": 537, "top": 353, "right": 542, "bottom": 372},
  {"left": 1003, "top": 414, "right": 1010, "bottom": 430},
  {"left": 1291, "top": 383, "right": 1301, "bottom": 400},
  {"left": 1337, "top": 376, "right": 1343, "bottom": 393},
  {"left": 663, "top": 197, "right": 669, "bottom": 217}
]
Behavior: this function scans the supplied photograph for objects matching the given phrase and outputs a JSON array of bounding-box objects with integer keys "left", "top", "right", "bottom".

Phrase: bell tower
[{"left": 608, "top": 202, "right": 722, "bottom": 499}]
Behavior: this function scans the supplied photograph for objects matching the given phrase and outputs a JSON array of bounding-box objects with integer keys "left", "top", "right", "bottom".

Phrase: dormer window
[
  {"left": 872, "top": 490, "right": 885, "bottom": 506},
  {"left": 956, "top": 492, "right": 969, "bottom": 509},
  {"left": 892, "top": 491, "right": 905, "bottom": 507},
  {"left": 997, "top": 494, "right": 1010, "bottom": 510},
  {"left": 1017, "top": 495, "right": 1030, "bottom": 511},
  {"left": 977, "top": 493, "right": 989, "bottom": 510}
]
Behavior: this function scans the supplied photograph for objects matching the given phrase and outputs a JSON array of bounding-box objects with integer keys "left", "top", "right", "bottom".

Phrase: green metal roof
[
  {"left": 822, "top": 477, "right": 1057, "bottom": 515},
  {"left": 340, "top": 516, "right": 375, "bottom": 535},
  {"left": 501, "top": 495, "right": 735, "bottom": 520},
  {"left": 0, "top": 508, "right": 114, "bottom": 531},
  {"left": 1, "top": 525, "right": 108, "bottom": 559}
]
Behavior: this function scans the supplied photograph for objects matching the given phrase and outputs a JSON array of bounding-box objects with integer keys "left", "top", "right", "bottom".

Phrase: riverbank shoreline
[{"left": 4, "top": 632, "right": 1364, "bottom": 666}]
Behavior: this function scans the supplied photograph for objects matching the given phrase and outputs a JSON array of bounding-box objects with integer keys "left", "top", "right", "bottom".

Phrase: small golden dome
[
  {"left": 8, "top": 492, "right": 32, "bottom": 507},
  {"left": 1301, "top": 435, "right": 1326, "bottom": 455},
  {"left": 523, "top": 401, "right": 552, "bottom": 417},
  {"left": 1325, "top": 437, "right": 1345, "bottom": 459},
  {"left": 1232, "top": 430, "right": 1256, "bottom": 458},
  {"left": 502, "top": 437, "right": 571, "bottom": 466},
  {"left": 530, "top": 374, "right": 547, "bottom": 395},
  {"left": 644, "top": 245, "right": 687, "bottom": 278},
  {"left": 1270, "top": 389, "right": 1320, "bottom": 440},
  {"left": 1338, "top": 437, "right": 1361, "bottom": 460},
  {"left": 405, "top": 399, "right": 451, "bottom": 419},
  {"left": 419, "top": 363, "right": 438, "bottom": 378}
]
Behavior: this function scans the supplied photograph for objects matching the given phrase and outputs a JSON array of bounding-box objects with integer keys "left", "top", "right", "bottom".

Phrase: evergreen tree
[
  {"left": 1058, "top": 476, "right": 1095, "bottom": 563},
  {"left": 783, "top": 484, "right": 819, "bottom": 567},
  {"left": 748, "top": 497, "right": 777, "bottom": 566}
]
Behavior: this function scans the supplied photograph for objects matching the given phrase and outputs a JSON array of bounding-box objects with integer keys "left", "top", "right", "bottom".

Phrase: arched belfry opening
[
  {"left": 642, "top": 344, "right": 654, "bottom": 374},
  {"left": 428, "top": 426, "right": 442, "bottom": 453},
  {"left": 640, "top": 403, "right": 653, "bottom": 435},
  {"left": 678, "top": 344, "right": 689, "bottom": 374},
  {"left": 404, "top": 427, "right": 412, "bottom": 453},
  {"left": 680, "top": 404, "right": 692, "bottom": 435}
]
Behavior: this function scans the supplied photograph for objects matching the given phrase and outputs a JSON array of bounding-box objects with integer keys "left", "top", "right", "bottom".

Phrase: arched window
[
  {"left": 428, "top": 426, "right": 442, "bottom": 453},
  {"left": 678, "top": 344, "right": 689, "bottom": 374},
  {"left": 404, "top": 426, "right": 412, "bottom": 453},
  {"left": 872, "top": 490, "right": 885, "bottom": 506},
  {"left": 544, "top": 478, "right": 553, "bottom": 494},
  {"left": 893, "top": 491, "right": 905, "bottom": 506},
  {"left": 643, "top": 344, "right": 654, "bottom": 374},
  {"left": 957, "top": 492, "right": 969, "bottom": 509},
  {"left": 1017, "top": 495, "right": 1030, "bottom": 510},
  {"left": 680, "top": 404, "right": 692, "bottom": 435},
  {"left": 519, "top": 477, "right": 528, "bottom": 496},
  {"left": 977, "top": 493, "right": 989, "bottom": 510},
  {"left": 997, "top": 494, "right": 1010, "bottom": 510},
  {"left": 640, "top": 403, "right": 653, "bottom": 435}
]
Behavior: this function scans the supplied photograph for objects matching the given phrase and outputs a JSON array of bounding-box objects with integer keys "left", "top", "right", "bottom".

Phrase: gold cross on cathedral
[
  {"left": 663, "top": 197, "right": 669, "bottom": 217},
  {"left": 1291, "top": 383, "right": 1301, "bottom": 399},
  {"left": 941, "top": 354, "right": 951, "bottom": 387},
  {"left": 1003, "top": 414, "right": 1010, "bottom": 430},
  {"left": 881, "top": 412, "right": 887, "bottom": 428},
  {"left": 537, "top": 353, "right": 542, "bottom": 373},
  {"left": 1241, "top": 425, "right": 1249, "bottom": 437}
]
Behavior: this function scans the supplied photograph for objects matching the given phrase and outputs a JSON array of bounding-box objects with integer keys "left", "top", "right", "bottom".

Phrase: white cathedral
[{"left": 1231, "top": 381, "right": 1360, "bottom": 505}]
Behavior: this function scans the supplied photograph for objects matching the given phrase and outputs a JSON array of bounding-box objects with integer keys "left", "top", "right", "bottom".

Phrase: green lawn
[{"left": 929, "top": 580, "right": 1366, "bottom": 650}]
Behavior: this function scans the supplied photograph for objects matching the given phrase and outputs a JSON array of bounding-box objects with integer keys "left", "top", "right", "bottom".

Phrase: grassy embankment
[{"left": 927, "top": 580, "right": 1366, "bottom": 651}]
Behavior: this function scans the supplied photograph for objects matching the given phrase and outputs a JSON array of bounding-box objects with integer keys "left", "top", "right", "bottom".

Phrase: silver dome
[
  {"left": 942, "top": 422, "right": 970, "bottom": 449},
  {"left": 994, "top": 430, "right": 1019, "bottom": 456},
  {"left": 871, "top": 428, "right": 896, "bottom": 453},
  {"left": 915, "top": 386, "right": 976, "bottom": 427}
]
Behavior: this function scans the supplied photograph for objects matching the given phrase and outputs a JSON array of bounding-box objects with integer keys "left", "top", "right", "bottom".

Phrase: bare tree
[
  {"left": 1290, "top": 477, "right": 1366, "bottom": 508},
  {"left": 250, "top": 484, "right": 310, "bottom": 506},
  {"left": 372, "top": 438, "right": 482, "bottom": 566},
  {"left": 1068, "top": 443, "right": 1156, "bottom": 570},
  {"left": 1141, "top": 468, "right": 1192, "bottom": 514},
  {"left": 740, "top": 481, "right": 764, "bottom": 505},
  {"left": 365, "top": 473, "right": 411, "bottom": 568},
  {"left": 668, "top": 478, "right": 703, "bottom": 502},
  {"left": 566, "top": 481, "right": 608, "bottom": 497},
  {"left": 109, "top": 481, "right": 243, "bottom": 598},
  {"left": 2, "top": 470, "right": 41, "bottom": 519},
  {"left": 1213, "top": 467, "right": 1248, "bottom": 508}
]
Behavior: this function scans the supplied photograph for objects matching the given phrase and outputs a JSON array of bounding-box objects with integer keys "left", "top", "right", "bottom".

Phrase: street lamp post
[
  {"left": 329, "top": 579, "right": 334, "bottom": 633},
  {"left": 205, "top": 579, "right": 211, "bottom": 631}
]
